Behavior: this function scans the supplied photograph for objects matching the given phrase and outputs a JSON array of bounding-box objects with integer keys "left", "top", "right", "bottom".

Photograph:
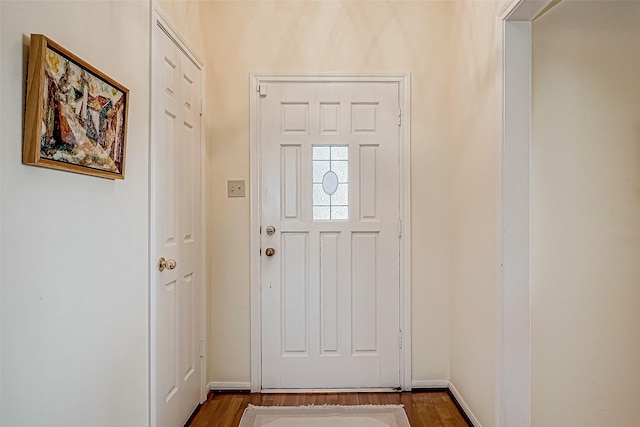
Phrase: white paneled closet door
[{"left": 151, "top": 17, "right": 203, "bottom": 427}]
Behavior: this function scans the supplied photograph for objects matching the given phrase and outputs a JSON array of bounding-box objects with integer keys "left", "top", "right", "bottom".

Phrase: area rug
[{"left": 239, "top": 404, "right": 411, "bottom": 427}]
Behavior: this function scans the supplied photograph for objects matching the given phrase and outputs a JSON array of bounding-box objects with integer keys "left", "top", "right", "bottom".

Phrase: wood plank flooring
[{"left": 187, "top": 391, "right": 471, "bottom": 427}]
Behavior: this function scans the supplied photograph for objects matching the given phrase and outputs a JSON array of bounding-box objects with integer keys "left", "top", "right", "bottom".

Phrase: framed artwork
[{"left": 23, "top": 34, "right": 129, "bottom": 179}]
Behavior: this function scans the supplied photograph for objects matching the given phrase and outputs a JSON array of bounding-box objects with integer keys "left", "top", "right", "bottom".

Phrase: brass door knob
[
  {"left": 265, "top": 248, "right": 276, "bottom": 257},
  {"left": 158, "top": 257, "right": 178, "bottom": 271}
]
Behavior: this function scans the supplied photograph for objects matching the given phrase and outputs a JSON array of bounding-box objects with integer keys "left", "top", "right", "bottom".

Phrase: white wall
[
  {"left": 447, "top": 1, "right": 501, "bottom": 426},
  {"left": 200, "top": 0, "right": 456, "bottom": 385},
  {"left": 0, "top": 1, "right": 204, "bottom": 426},
  {"left": 532, "top": 2, "right": 640, "bottom": 425},
  {"left": 1, "top": 2, "right": 149, "bottom": 425},
  {"left": 0, "top": 2, "right": 4, "bottom": 421}
]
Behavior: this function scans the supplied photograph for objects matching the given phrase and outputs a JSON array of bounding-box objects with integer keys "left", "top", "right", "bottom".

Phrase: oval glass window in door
[{"left": 322, "top": 170, "right": 339, "bottom": 196}]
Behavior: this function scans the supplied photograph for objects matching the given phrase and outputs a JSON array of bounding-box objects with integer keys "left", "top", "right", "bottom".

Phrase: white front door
[
  {"left": 151, "top": 17, "right": 203, "bottom": 427},
  {"left": 260, "top": 80, "right": 401, "bottom": 389}
]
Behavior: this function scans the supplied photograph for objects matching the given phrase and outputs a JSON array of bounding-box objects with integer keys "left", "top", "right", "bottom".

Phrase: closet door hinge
[
  {"left": 258, "top": 84, "right": 267, "bottom": 97},
  {"left": 398, "top": 108, "right": 402, "bottom": 126}
]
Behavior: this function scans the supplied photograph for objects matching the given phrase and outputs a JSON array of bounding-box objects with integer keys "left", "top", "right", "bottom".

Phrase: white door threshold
[{"left": 261, "top": 388, "right": 400, "bottom": 394}]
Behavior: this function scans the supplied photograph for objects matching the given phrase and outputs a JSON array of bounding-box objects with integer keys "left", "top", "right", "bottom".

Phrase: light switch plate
[{"left": 228, "top": 180, "right": 246, "bottom": 198}]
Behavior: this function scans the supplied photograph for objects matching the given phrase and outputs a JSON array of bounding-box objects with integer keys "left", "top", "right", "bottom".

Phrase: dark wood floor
[{"left": 187, "top": 391, "right": 471, "bottom": 427}]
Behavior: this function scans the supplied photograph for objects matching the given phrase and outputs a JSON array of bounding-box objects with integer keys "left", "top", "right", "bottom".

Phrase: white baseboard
[
  {"left": 207, "top": 381, "right": 251, "bottom": 391},
  {"left": 448, "top": 381, "right": 481, "bottom": 427},
  {"left": 410, "top": 379, "right": 449, "bottom": 389}
]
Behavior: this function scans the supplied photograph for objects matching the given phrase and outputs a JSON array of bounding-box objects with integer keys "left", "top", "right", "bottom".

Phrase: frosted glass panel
[
  {"left": 332, "top": 161, "right": 348, "bottom": 182},
  {"left": 313, "top": 161, "right": 330, "bottom": 182},
  {"left": 313, "top": 206, "right": 330, "bottom": 220},
  {"left": 333, "top": 184, "right": 348, "bottom": 205},
  {"left": 331, "top": 146, "right": 348, "bottom": 160},
  {"left": 313, "top": 146, "right": 331, "bottom": 160},
  {"left": 313, "top": 184, "right": 330, "bottom": 205},
  {"left": 312, "top": 145, "right": 349, "bottom": 220},
  {"left": 331, "top": 206, "right": 348, "bottom": 220}
]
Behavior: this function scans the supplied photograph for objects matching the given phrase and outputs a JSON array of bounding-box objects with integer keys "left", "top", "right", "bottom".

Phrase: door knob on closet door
[
  {"left": 158, "top": 257, "right": 177, "bottom": 271},
  {"left": 265, "top": 248, "right": 276, "bottom": 257}
]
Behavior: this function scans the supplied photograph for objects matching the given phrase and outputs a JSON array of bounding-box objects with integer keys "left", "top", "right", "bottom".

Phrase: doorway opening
[{"left": 249, "top": 74, "right": 412, "bottom": 392}]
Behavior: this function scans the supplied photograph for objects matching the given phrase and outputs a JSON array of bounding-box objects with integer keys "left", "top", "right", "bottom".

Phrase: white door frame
[
  {"left": 497, "top": 1, "right": 556, "bottom": 425},
  {"left": 149, "top": 5, "right": 207, "bottom": 426},
  {"left": 249, "top": 74, "right": 412, "bottom": 392}
]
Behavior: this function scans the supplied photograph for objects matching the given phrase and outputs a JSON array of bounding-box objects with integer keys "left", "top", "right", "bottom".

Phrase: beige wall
[
  {"left": 201, "top": 7, "right": 503, "bottom": 424},
  {"left": 156, "top": 0, "right": 206, "bottom": 60},
  {"left": 0, "top": 1, "right": 205, "bottom": 425},
  {"left": 200, "top": 0, "right": 457, "bottom": 384},
  {"left": 447, "top": 1, "right": 501, "bottom": 426},
  {"left": 532, "top": 2, "right": 640, "bottom": 425}
]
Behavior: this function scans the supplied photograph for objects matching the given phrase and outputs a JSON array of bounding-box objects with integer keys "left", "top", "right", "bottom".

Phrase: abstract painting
[{"left": 23, "top": 34, "right": 129, "bottom": 179}]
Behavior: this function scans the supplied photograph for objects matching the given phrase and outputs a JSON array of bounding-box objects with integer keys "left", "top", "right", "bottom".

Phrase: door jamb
[
  {"left": 249, "top": 74, "right": 412, "bottom": 392},
  {"left": 497, "top": 1, "right": 556, "bottom": 425},
  {"left": 150, "top": 5, "right": 207, "bottom": 426}
]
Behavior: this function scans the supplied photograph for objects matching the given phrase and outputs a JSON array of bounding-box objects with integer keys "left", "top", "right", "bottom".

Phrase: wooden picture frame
[{"left": 23, "top": 34, "right": 129, "bottom": 179}]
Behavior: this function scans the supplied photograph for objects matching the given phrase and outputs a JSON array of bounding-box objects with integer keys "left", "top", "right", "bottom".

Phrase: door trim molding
[
  {"left": 497, "top": 1, "right": 556, "bottom": 425},
  {"left": 249, "top": 73, "right": 412, "bottom": 392},
  {"left": 150, "top": 6, "right": 207, "bottom": 427}
]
